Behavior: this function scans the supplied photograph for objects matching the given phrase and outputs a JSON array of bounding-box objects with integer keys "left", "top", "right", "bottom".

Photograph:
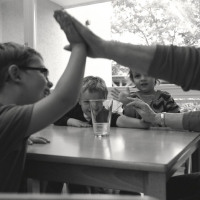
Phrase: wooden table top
[{"left": 27, "top": 125, "right": 200, "bottom": 173}]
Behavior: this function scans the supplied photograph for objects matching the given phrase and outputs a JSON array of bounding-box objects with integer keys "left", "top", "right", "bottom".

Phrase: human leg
[
  {"left": 45, "top": 181, "right": 64, "bottom": 194},
  {"left": 167, "top": 173, "right": 200, "bottom": 200},
  {"left": 68, "top": 184, "right": 90, "bottom": 194}
]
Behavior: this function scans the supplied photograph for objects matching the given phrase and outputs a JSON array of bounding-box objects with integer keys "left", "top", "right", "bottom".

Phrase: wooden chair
[{"left": 0, "top": 194, "right": 158, "bottom": 200}]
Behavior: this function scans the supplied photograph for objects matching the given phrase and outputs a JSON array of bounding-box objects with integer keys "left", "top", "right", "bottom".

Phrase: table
[
  {"left": 24, "top": 125, "right": 200, "bottom": 200},
  {"left": 0, "top": 194, "right": 158, "bottom": 200}
]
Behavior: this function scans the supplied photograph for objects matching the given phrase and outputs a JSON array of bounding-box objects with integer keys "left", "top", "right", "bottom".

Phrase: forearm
[
  {"left": 149, "top": 45, "right": 200, "bottom": 91},
  {"left": 116, "top": 115, "right": 150, "bottom": 129},
  {"left": 53, "top": 45, "right": 86, "bottom": 105},
  {"left": 104, "top": 41, "right": 156, "bottom": 75},
  {"left": 153, "top": 113, "right": 184, "bottom": 129},
  {"left": 54, "top": 116, "right": 69, "bottom": 126}
]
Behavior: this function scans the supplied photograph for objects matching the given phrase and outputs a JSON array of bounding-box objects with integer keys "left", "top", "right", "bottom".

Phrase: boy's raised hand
[
  {"left": 54, "top": 10, "right": 84, "bottom": 46},
  {"left": 61, "top": 12, "right": 106, "bottom": 58}
]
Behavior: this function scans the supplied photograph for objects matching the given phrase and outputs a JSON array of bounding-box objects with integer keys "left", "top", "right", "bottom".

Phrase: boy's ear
[
  {"left": 8, "top": 65, "right": 21, "bottom": 83},
  {"left": 78, "top": 95, "right": 82, "bottom": 105}
]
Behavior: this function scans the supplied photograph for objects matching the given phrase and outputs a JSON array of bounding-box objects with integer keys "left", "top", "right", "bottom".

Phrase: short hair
[
  {"left": 128, "top": 69, "right": 160, "bottom": 85},
  {"left": 81, "top": 76, "right": 108, "bottom": 99},
  {"left": 0, "top": 42, "right": 43, "bottom": 90}
]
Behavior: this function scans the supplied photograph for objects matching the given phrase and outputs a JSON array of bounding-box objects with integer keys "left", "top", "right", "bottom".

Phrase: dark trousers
[{"left": 166, "top": 173, "right": 200, "bottom": 200}]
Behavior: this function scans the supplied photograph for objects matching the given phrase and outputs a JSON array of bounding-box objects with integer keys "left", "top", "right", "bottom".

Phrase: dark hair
[
  {"left": 0, "top": 42, "right": 43, "bottom": 89},
  {"left": 81, "top": 76, "right": 108, "bottom": 99},
  {"left": 128, "top": 69, "right": 160, "bottom": 85}
]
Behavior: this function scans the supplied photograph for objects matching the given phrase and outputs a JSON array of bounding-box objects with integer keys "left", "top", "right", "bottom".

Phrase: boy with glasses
[{"left": 0, "top": 10, "right": 86, "bottom": 192}]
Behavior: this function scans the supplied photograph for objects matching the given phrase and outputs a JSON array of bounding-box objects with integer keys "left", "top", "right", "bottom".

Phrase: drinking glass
[{"left": 89, "top": 99, "right": 113, "bottom": 137}]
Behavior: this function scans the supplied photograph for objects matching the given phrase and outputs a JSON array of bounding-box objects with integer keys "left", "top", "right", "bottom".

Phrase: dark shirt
[
  {"left": 149, "top": 45, "right": 200, "bottom": 91},
  {"left": 149, "top": 45, "right": 200, "bottom": 131},
  {"left": 0, "top": 104, "right": 33, "bottom": 192},
  {"left": 54, "top": 103, "right": 120, "bottom": 127}
]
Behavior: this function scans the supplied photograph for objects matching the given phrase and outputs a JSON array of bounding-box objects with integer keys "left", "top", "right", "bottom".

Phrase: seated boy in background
[{"left": 46, "top": 76, "right": 151, "bottom": 194}]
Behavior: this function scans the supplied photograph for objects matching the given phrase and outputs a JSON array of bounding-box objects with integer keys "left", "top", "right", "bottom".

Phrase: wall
[
  {"left": 36, "top": 0, "right": 67, "bottom": 87},
  {"left": 67, "top": 2, "right": 112, "bottom": 86},
  {"left": 1, "top": 0, "right": 24, "bottom": 44},
  {"left": 0, "top": 0, "right": 67, "bottom": 87},
  {"left": 0, "top": 0, "right": 112, "bottom": 87}
]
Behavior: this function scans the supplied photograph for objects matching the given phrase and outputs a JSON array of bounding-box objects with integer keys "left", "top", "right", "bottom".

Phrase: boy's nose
[
  {"left": 141, "top": 75, "right": 147, "bottom": 80},
  {"left": 47, "top": 78, "right": 53, "bottom": 89}
]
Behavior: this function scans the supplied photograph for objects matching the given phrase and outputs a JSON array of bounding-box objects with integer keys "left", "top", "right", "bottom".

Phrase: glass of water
[{"left": 89, "top": 99, "right": 113, "bottom": 137}]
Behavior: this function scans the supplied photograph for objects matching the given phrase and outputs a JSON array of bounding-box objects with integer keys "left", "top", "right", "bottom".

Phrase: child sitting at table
[
  {"left": 0, "top": 10, "right": 87, "bottom": 192},
  {"left": 54, "top": 75, "right": 151, "bottom": 129},
  {"left": 111, "top": 69, "right": 180, "bottom": 126},
  {"left": 46, "top": 75, "right": 152, "bottom": 194}
]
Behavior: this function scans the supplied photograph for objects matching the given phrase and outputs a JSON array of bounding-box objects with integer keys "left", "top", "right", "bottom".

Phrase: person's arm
[
  {"left": 153, "top": 112, "right": 184, "bottom": 129},
  {"left": 25, "top": 11, "right": 87, "bottom": 137},
  {"left": 28, "top": 136, "right": 50, "bottom": 145},
  {"left": 54, "top": 103, "right": 78, "bottom": 126},
  {"left": 67, "top": 13, "right": 156, "bottom": 76},
  {"left": 116, "top": 115, "right": 151, "bottom": 129},
  {"left": 105, "top": 42, "right": 156, "bottom": 75},
  {"left": 126, "top": 97, "right": 185, "bottom": 129},
  {"left": 54, "top": 115, "right": 70, "bottom": 126},
  {"left": 68, "top": 13, "right": 200, "bottom": 91},
  {"left": 67, "top": 118, "right": 92, "bottom": 127}
]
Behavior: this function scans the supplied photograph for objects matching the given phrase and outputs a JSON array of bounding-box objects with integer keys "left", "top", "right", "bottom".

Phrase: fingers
[
  {"left": 36, "top": 137, "right": 50, "bottom": 143},
  {"left": 64, "top": 44, "right": 72, "bottom": 51},
  {"left": 111, "top": 88, "right": 120, "bottom": 95},
  {"left": 72, "top": 123, "right": 91, "bottom": 128},
  {"left": 79, "top": 122, "right": 92, "bottom": 127},
  {"left": 67, "top": 13, "right": 88, "bottom": 37},
  {"left": 54, "top": 10, "right": 83, "bottom": 44},
  {"left": 28, "top": 138, "right": 33, "bottom": 145},
  {"left": 126, "top": 87, "right": 130, "bottom": 93},
  {"left": 29, "top": 136, "right": 50, "bottom": 144},
  {"left": 54, "top": 10, "right": 66, "bottom": 30},
  {"left": 126, "top": 97, "right": 146, "bottom": 108},
  {"left": 70, "top": 121, "right": 92, "bottom": 127},
  {"left": 111, "top": 88, "right": 120, "bottom": 100},
  {"left": 81, "top": 123, "right": 92, "bottom": 127},
  {"left": 110, "top": 93, "right": 118, "bottom": 100},
  {"left": 67, "top": 12, "right": 101, "bottom": 47}
]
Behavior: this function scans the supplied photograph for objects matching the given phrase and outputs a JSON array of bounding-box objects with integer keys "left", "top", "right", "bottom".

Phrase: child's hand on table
[
  {"left": 67, "top": 118, "right": 92, "bottom": 128},
  {"left": 28, "top": 136, "right": 50, "bottom": 145}
]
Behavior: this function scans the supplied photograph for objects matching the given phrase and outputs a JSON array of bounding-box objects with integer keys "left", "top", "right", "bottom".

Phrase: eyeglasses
[{"left": 18, "top": 66, "right": 49, "bottom": 79}]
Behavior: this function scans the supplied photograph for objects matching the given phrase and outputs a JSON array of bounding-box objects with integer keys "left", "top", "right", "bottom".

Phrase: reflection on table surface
[{"left": 27, "top": 125, "right": 200, "bottom": 172}]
